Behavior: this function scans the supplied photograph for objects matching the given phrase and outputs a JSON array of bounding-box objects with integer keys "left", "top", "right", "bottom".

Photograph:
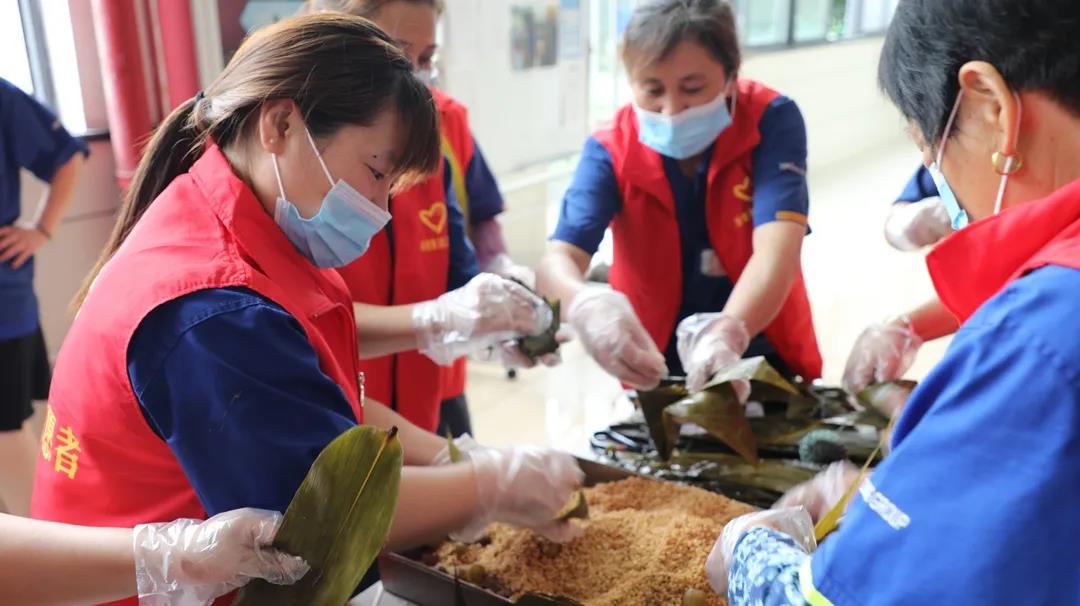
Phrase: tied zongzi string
[{"left": 813, "top": 413, "right": 897, "bottom": 542}]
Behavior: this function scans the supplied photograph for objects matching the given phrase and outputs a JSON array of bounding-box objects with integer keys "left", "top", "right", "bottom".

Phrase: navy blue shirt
[
  {"left": 552, "top": 96, "right": 810, "bottom": 373},
  {"left": 0, "top": 78, "right": 88, "bottom": 339},
  {"left": 895, "top": 165, "right": 938, "bottom": 203},
  {"left": 444, "top": 137, "right": 505, "bottom": 228},
  {"left": 742, "top": 265, "right": 1080, "bottom": 605},
  {"left": 127, "top": 287, "right": 357, "bottom": 515}
]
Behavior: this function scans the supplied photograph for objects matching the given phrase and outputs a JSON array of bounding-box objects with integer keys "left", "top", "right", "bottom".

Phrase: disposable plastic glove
[
  {"left": 453, "top": 445, "right": 584, "bottom": 544},
  {"left": 567, "top": 286, "right": 667, "bottom": 390},
  {"left": 842, "top": 316, "right": 922, "bottom": 393},
  {"left": 133, "top": 508, "right": 309, "bottom": 606},
  {"left": 429, "top": 432, "right": 485, "bottom": 466},
  {"left": 676, "top": 313, "right": 751, "bottom": 396},
  {"left": 773, "top": 460, "right": 862, "bottom": 523},
  {"left": 413, "top": 273, "right": 553, "bottom": 366},
  {"left": 705, "top": 507, "right": 816, "bottom": 596},
  {"left": 483, "top": 252, "right": 538, "bottom": 291},
  {"left": 884, "top": 197, "right": 951, "bottom": 251}
]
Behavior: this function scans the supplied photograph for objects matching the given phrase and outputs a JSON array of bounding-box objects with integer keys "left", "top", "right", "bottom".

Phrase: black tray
[{"left": 379, "top": 458, "right": 638, "bottom": 606}]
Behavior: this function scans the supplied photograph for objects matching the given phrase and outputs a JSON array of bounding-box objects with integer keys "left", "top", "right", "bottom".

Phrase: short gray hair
[{"left": 622, "top": 0, "right": 740, "bottom": 75}]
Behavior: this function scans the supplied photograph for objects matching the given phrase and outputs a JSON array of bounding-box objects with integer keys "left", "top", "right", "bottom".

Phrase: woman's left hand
[
  {"left": 705, "top": 507, "right": 816, "bottom": 596},
  {"left": 676, "top": 313, "right": 751, "bottom": 394},
  {"left": 0, "top": 224, "right": 49, "bottom": 269}
]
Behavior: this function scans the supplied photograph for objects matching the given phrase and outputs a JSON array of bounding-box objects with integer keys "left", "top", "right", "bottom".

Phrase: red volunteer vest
[
  {"left": 927, "top": 178, "right": 1080, "bottom": 323},
  {"left": 337, "top": 159, "right": 450, "bottom": 431},
  {"left": 32, "top": 146, "right": 362, "bottom": 605},
  {"left": 436, "top": 89, "right": 475, "bottom": 401},
  {"left": 594, "top": 79, "right": 823, "bottom": 380}
]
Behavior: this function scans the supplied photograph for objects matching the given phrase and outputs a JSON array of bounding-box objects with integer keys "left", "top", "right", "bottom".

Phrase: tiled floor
[{"left": 467, "top": 139, "right": 951, "bottom": 449}]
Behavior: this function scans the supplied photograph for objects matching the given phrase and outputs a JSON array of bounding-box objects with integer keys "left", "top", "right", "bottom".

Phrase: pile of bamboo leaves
[{"left": 600, "top": 357, "right": 916, "bottom": 507}]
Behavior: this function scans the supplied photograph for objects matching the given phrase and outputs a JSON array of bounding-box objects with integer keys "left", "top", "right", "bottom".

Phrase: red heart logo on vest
[{"left": 419, "top": 202, "right": 447, "bottom": 234}]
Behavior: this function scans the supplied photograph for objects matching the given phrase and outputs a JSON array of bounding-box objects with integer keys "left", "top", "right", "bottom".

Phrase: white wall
[
  {"left": 23, "top": 143, "right": 121, "bottom": 360},
  {"left": 741, "top": 37, "right": 903, "bottom": 173},
  {"left": 440, "top": 0, "right": 589, "bottom": 175}
]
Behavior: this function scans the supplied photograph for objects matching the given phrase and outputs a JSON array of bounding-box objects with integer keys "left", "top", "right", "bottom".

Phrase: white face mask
[{"left": 271, "top": 126, "right": 391, "bottom": 268}]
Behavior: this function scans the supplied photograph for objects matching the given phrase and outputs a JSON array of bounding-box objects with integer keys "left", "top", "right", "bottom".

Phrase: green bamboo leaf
[
  {"left": 235, "top": 426, "right": 403, "bottom": 606},
  {"left": 664, "top": 382, "right": 759, "bottom": 465},
  {"left": 446, "top": 430, "right": 464, "bottom": 464},
  {"left": 857, "top": 380, "right": 917, "bottom": 420},
  {"left": 703, "top": 356, "right": 799, "bottom": 396},
  {"left": 516, "top": 287, "right": 561, "bottom": 359},
  {"left": 553, "top": 489, "right": 589, "bottom": 521},
  {"left": 636, "top": 382, "right": 688, "bottom": 459}
]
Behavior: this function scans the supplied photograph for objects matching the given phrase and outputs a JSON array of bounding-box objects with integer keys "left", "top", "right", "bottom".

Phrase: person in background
[
  {"left": 885, "top": 166, "right": 947, "bottom": 252},
  {"left": 538, "top": 0, "right": 822, "bottom": 394},
  {"left": 843, "top": 166, "right": 955, "bottom": 396},
  {"left": 1, "top": 508, "right": 306, "bottom": 605},
  {"left": 31, "top": 16, "right": 581, "bottom": 606},
  {"left": 709, "top": 1, "right": 1080, "bottom": 603},
  {"left": 0, "top": 77, "right": 86, "bottom": 516},
  {"left": 309, "top": 0, "right": 549, "bottom": 439}
]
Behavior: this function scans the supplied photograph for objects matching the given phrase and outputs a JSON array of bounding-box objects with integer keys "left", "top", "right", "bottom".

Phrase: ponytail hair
[{"left": 75, "top": 12, "right": 441, "bottom": 308}]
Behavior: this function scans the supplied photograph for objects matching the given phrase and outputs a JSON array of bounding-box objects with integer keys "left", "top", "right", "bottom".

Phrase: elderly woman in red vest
[
  {"left": 539, "top": 0, "right": 822, "bottom": 393},
  {"left": 31, "top": 15, "right": 580, "bottom": 605}
]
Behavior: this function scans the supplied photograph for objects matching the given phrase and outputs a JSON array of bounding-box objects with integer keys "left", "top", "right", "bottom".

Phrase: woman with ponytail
[{"left": 32, "top": 14, "right": 581, "bottom": 605}]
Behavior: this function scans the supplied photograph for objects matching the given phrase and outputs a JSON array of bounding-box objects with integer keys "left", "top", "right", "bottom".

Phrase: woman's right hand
[
  {"left": 412, "top": 273, "right": 553, "bottom": 365},
  {"left": 842, "top": 317, "right": 923, "bottom": 393},
  {"left": 453, "top": 445, "right": 584, "bottom": 543},
  {"left": 566, "top": 286, "right": 668, "bottom": 390},
  {"left": 133, "top": 508, "right": 309, "bottom": 604}
]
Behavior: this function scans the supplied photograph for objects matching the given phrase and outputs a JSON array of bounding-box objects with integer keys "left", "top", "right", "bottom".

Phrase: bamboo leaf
[
  {"left": 554, "top": 490, "right": 589, "bottom": 521},
  {"left": 235, "top": 426, "right": 403, "bottom": 606},
  {"left": 664, "top": 382, "right": 759, "bottom": 465},
  {"left": 703, "top": 356, "right": 799, "bottom": 396},
  {"left": 516, "top": 286, "right": 561, "bottom": 359},
  {"left": 857, "top": 380, "right": 917, "bottom": 420},
  {"left": 636, "top": 382, "right": 688, "bottom": 459},
  {"left": 447, "top": 430, "right": 464, "bottom": 464}
]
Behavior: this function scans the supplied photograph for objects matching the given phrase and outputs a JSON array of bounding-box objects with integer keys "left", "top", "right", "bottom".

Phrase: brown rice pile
[{"left": 434, "top": 477, "right": 756, "bottom": 605}]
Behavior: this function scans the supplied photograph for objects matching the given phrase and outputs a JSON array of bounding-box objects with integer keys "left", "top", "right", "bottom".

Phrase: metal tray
[{"left": 379, "top": 458, "right": 637, "bottom": 606}]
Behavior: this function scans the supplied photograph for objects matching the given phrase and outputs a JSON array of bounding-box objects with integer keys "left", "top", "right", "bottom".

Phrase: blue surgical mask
[
  {"left": 930, "top": 163, "right": 968, "bottom": 230},
  {"left": 930, "top": 90, "right": 969, "bottom": 230},
  {"left": 634, "top": 87, "right": 735, "bottom": 160},
  {"left": 272, "top": 126, "right": 391, "bottom": 268},
  {"left": 929, "top": 89, "right": 1021, "bottom": 231}
]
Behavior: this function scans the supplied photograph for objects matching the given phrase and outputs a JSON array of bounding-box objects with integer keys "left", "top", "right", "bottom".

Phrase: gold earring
[{"left": 992, "top": 151, "right": 1023, "bottom": 175}]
